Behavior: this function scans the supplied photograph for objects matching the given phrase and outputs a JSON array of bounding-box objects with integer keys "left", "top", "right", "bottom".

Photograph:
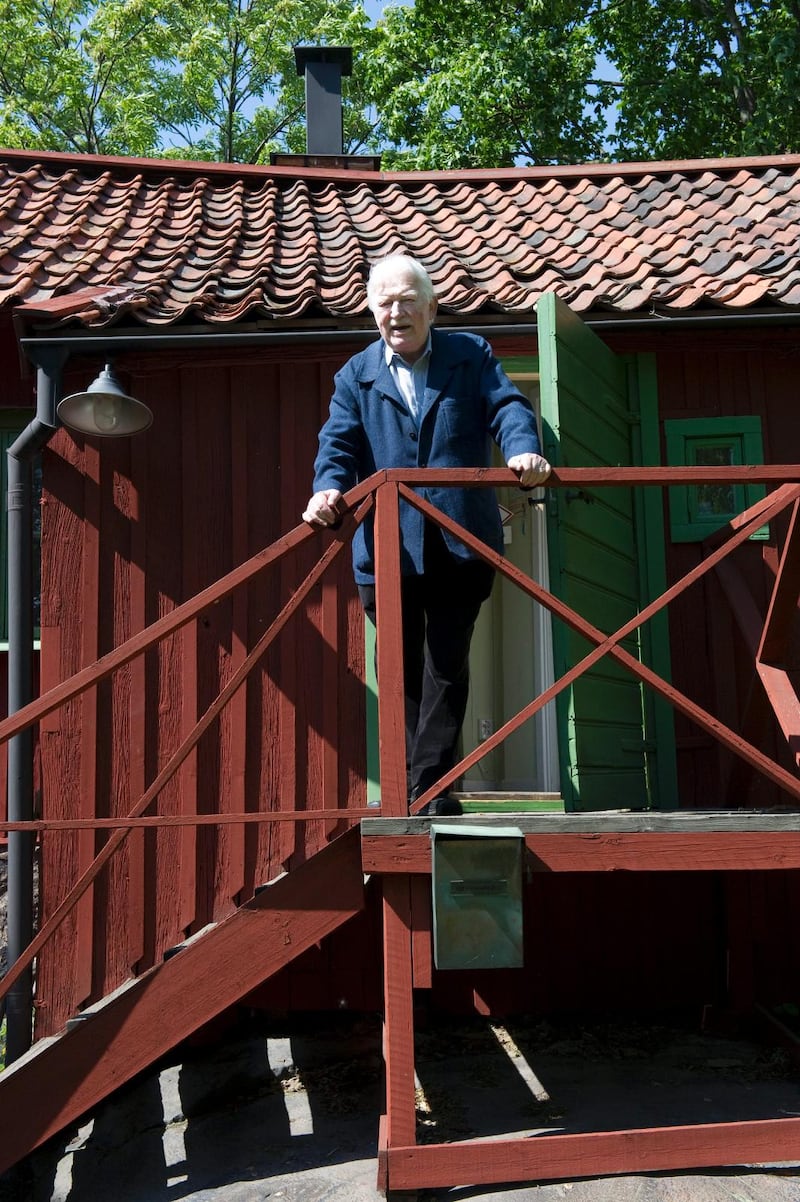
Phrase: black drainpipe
[{"left": 5, "top": 347, "right": 65, "bottom": 1063}]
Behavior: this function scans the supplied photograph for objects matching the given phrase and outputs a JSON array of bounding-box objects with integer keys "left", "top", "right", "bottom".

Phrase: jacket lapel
[
  {"left": 356, "top": 341, "right": 405, "bottom": 408},
  {"left": 418, "top": 329, "right": 461, "bottom": 425}
]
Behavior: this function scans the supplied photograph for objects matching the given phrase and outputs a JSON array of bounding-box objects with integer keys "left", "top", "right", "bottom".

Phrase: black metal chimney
[
  {"left": 294, "top": 45, "right": 352, "bottom": 156},
  {"left": 270, "top": 46, "right": 380, "bottom": 171}
]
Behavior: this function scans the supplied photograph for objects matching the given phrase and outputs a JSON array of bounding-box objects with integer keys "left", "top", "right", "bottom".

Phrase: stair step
[
  {"left": 0, "top": 827, "right": 365, "bottom": 1179},
  {"left": 163, "top": 922, "right": 216, "bottom": 960}
]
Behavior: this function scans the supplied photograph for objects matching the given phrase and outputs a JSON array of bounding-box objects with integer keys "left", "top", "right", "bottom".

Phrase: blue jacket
[{"left": 312, "top": 328, "right": 542, "bottom": 584}]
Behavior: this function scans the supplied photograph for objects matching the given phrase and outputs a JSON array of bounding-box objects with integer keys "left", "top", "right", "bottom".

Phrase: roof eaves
[
  {"left": 12, "top": 284, "right": 150, "bottom": 342},
  {"left": 2, "top": 146, "right": 800, "bottom": 188}
]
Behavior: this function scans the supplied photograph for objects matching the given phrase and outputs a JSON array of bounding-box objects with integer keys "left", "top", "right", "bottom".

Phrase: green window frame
[
  {"left": 0, "top": 411, "right": 42, "bottom": 646},
  {"left": 664, "top": 416, "right": 768, "bottom": 543}
]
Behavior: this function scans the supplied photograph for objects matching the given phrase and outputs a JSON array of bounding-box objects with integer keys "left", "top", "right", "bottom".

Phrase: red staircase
[{"left": 0, "top": 826, "right": 364, "bottom": 1176}]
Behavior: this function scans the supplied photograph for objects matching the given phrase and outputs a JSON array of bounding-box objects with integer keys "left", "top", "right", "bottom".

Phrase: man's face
[{"left": 370, "top": 267, "right": 437, "bottom": 363}]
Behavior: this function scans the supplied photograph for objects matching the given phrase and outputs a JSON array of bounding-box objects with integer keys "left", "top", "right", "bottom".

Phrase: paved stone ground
[
  {"left": 1, "top": 1008, "right": 800, "bottom": 1201},
  {"left": 3, "top": 850, "right": 800, "bottom": 1200}
]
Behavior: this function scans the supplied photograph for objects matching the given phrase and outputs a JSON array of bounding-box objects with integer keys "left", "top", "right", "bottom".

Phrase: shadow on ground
[{"left": 2, "top": 1011, "right": 800, "bottom": 1201}]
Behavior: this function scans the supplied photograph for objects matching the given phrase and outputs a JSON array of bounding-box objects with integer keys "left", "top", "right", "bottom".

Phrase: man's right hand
[{"left": 302, "top": 488, "right": 343, "bottom": 527}]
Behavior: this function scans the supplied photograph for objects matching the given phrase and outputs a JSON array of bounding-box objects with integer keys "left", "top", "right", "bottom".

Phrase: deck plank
[{"left": 361, "top": 812, "right": 800, "bottom": 874}]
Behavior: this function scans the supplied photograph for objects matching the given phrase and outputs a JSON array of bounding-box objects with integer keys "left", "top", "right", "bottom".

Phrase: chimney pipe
[{"left": 294, "top": 45, "right": 353, "bottom": 156}]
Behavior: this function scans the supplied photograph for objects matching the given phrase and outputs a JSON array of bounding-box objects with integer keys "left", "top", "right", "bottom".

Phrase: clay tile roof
[{"left": 2, "top": 147, "right": 800, "bottom": 329}]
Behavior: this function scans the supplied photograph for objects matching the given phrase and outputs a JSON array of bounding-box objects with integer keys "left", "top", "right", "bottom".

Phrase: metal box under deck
[{"left": 362, "top": 810, "right": 800, "bottom": 1197}]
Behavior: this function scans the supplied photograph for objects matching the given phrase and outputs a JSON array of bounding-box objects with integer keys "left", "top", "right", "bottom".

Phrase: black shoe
[{"left": 417, "top": 795, "right": 463, "bottom": 817}]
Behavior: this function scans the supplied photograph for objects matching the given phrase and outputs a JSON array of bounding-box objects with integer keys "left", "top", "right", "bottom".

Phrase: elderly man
[{"left": 303, "top": 255, "right": 550, "bottom": 815}]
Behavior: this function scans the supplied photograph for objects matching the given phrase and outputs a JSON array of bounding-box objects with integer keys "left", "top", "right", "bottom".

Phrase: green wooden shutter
[{"left": 538, "top": 292, "right": 671, "bottom": 812}]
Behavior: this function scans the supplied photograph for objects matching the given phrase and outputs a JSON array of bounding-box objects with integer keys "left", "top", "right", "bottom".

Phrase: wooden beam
[
  {"left": 524, "top": 832, "right": 800, "bottom": 873},
  {"left": 385, "top": 1115, "right": 800, "bottom": 1192},
  {"left": 387, "top": 466, "right": 800, "bottom": 488},
  {"left": 410, "top": 875, "right": 433, "bottom": 988},
  {"left": 711, "top": 555, "right": 779, "bottom": 798},
  {"left": 759, "top": 498, "right": 800, "bottom": 665},
  {"left": 382, "top": 877, "right": 417, "bottom": 1149},
  {"left": 362, "top": 830, "right": 800, "bottom": 875},
  {"left": 0, "top": 828, "right": 365, "bottom": 1177},
  {"left": 364, "top": 812, "right": 800, "bottom": 833},
  {"left": 756, "top": 661, "right": 800, "bottom": 769},
  {"left": 374, "top": 483, "right": 407, "bottom": 819}
]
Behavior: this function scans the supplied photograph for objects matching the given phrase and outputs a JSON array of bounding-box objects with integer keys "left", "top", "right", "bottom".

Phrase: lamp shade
[{"left": 57, "top": 364, "right": 153, "bottom": 437}]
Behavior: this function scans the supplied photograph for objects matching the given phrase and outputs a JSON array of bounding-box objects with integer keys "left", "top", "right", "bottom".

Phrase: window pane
[
  {"left": 692, "top": 443, "right": 735, "bottom": 519},
  {"left": 664, "top": 416, "right": 766, "bottom": 543}
]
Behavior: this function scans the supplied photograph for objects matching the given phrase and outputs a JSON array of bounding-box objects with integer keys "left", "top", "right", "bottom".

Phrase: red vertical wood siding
[
  {"left": 30, "top": 327, "right": 800, "bottom": 1033},
  {"left": 35, "top": 345, "right": 368, "bottom": 1035},
  {"left": 643, "top": 332, "right": 800, "bottom": 810}
]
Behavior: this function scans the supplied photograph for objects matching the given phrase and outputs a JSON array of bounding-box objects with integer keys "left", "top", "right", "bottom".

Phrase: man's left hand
[{"left": 507, "top": 453, "right": 552, "bottom": 487}]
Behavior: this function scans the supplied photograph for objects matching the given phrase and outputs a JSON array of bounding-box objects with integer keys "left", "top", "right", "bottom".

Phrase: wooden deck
[
  {"left": 363, "top": 810, "right": 800, "bottom": 1197},
  {"left": 362, "top": 809, "right": 800, "bottom": 874}
]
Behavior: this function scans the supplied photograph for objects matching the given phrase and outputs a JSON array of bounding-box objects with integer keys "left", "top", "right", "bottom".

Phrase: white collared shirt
[{"left": 385, "top": 337, "right": 431, "bottom": 424}]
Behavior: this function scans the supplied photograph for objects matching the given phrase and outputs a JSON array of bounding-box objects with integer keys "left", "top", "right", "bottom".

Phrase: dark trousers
[{"left": 359, "top": 523, "right": 495, "bottom": 800}]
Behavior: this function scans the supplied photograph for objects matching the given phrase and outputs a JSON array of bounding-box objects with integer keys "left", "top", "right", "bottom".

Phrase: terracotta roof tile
[{"left": 2, "top": 149, "right": 800, "bottom": 327}]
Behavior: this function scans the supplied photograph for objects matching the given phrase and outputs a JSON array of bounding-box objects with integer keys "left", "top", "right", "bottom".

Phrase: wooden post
[
  {"left": 382, "top": 876, "right": 417, "bottom": 1159},
  {"left": 374, "top": 480, "right": 406, "bottom": 818}
]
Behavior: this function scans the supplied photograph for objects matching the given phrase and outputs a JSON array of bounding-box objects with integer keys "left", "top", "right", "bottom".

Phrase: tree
[
  {"left": 0, "top": 0, "right": 175, "bottom": 156},
  {"left": 365, "top": 0, "right": 610, "bottom": 168},
  {"left": 366, "top": 0, "right": 800, "bottom": 166},
  {"left": 595, "top": 0, "right": 800, "bottom": 160},
  {"left": 159, "top": 0, "right": 377, "bottom": 162},
  {"left": 0, "top": 0, "right": 799, "bottom": 166},
  {"left": 0, "top": 0, "right": 377, "bottom": 161}
]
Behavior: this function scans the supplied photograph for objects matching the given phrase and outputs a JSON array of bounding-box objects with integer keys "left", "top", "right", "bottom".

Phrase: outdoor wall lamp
[{"left": 57, "top": 362, "right": 153, "bottom": 436}]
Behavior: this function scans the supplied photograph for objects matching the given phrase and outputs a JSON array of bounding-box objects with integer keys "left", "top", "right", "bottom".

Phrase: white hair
[{"left": 366, "top": 255, "right": 436, "bottom": 308}]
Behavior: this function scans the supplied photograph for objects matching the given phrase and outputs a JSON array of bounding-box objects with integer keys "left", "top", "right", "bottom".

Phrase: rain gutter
[{"left": 17, "top": 305, "right": 800, "bottom": 360}]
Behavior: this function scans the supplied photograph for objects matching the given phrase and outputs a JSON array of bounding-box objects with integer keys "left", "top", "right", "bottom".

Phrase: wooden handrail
[
  {"left": 387, "top": 466, "right": 800, "bottom": 486},
  {"left": 3, "top": 465, "right": 800, "bottom": 1011},
  {"left": 403, "top": 481, "right": 800, "bottom": 813},
  {"left": 0, "top": 467, "right": 792, "bottom": 750}
]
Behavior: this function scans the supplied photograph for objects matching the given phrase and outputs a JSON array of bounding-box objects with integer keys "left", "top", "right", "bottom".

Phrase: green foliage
[
  {"left": 0, "top": 0, "right": 798, "bottom": 165},
  {"left": 160, "top": 0, "right": 376, "bottom": 163},
  {"left": 0, "top": 0, "right": 181, "bottom": 155},
  {"left": 366, "top": 0, "right": 609, "bottom": 167},
  {"left": 0, "top": 0, "right": 377, "bottom": 161},
  {"left": 595, "top": 0, "right": 800, "bottom": 159}
]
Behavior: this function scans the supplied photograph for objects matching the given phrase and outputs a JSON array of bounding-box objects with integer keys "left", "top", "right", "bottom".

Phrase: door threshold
[{"left": 453, "top": 792, "right": 565, "bottom": 813}]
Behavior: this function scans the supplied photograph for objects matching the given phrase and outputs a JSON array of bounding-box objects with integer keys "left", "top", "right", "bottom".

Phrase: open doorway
[{"left": 461, "top": 370, "right": 560, "bottom": 805}]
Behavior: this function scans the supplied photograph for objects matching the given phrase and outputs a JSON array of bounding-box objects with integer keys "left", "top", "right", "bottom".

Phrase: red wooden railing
[{"left": 2, "top": 465, "right": 800, "bottom": 1033}]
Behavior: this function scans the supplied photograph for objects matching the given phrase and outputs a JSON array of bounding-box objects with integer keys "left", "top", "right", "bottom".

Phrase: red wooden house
[{"left": 2, "top": 142, "right": 800, "bottom": 1193}]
